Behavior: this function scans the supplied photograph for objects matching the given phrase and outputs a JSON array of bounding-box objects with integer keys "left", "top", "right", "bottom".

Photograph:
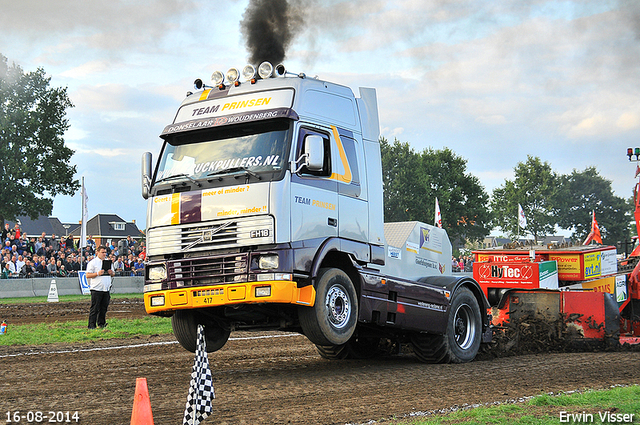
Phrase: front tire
[
  {"left": 411, "top": 287, "right": 482, "bottom": 363},
  {"left": 299, "top": 268, "right": 358, "bottom": 346},
  {"left": 172, "top": 310, "right": 231, "bottom": 353}
]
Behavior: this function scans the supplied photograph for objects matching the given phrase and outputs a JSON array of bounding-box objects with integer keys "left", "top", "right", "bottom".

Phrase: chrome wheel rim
[
  {"left": 453, "top": 303, "right": 476, "bottom": 349},
  {"left": 326, "top": 284, "right": 351, "bottom": 329}
]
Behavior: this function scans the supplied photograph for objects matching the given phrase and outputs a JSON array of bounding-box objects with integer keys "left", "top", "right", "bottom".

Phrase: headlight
[
  {"left": 144, "top": 283, "right": 163, "bottom": 292},
  {"left": 258, "top": 61, "right": 273, "bottom": 79},
  {"left": 255, "top": 286, "right": 271, "bottom": 297},
  {"left": 242, "top": 64, "right": 256, "bottom": 80},
  {"left": 148, "top": 265, "right": 167, "bottom": 282},
  {"left": 226, "top": 68, "right": 240, "bottom": 83},
  {"left": 211, "top": 70, "right": 224, "bottom": 86},
  {"left": 258, "top": 255, "right": 279, "bottom": 270},
  {"left": 150, "top": 295, "right": 165, "bottom": 306}
]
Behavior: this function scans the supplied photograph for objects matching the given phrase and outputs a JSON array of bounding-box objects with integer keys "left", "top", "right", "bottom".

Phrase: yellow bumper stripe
[{"left": 144, "top": 280, "right": 316, "bottom": 314}]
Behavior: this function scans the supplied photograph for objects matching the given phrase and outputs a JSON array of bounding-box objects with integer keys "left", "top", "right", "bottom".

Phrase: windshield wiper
[
  {"left": 154, "top": 173, "right": 201, "bottom": 187},
  {"left": 208, "top": 166, "right": 262, "bottom": 181}
]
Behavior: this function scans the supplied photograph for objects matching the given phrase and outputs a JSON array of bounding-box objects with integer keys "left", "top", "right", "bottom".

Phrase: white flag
[
  {"left": 518, "top": 203, "right": 527, "bottom": 229},
  {"left": 435, "top": 198, "right": 442, "bottom": 228},
  {"left": 80, "top": 177, "right": 88, "bottom": 249}
]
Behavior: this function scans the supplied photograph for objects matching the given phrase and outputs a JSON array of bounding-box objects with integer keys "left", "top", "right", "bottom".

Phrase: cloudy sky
[{"left": 1, "top": 0, "right": 639, "bottom": 234}]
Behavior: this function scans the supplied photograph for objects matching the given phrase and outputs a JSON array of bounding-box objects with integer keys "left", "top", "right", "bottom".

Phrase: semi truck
[{"left": 140, "top": 62, "right": 491, "bottom": 363}]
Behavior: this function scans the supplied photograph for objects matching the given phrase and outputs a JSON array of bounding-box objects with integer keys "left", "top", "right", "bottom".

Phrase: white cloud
[
  {"left": 475, "top": 115, "right": 508, "bottom": 125},
  {"left": 2, "top": 0, "right": 639, "bottom": 228},
  {"left": 61, "top": 61, "right": 111, "bottom": 79},
  {"left": 381, "top": 127, "right": 405, "bottom": 139},
  {"left": 617, "top": 112, "right": 640, "bottom": 130}
]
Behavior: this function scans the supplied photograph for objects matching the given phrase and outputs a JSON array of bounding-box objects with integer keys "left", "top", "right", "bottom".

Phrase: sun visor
[{"left": 161, "top": 89, "right": 298, "bottom": 137}]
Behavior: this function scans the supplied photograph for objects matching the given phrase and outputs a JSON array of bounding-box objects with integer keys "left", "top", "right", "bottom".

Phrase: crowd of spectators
[
  {"left": 452, "top": 255, "right": 474, "bottom": 272},
  {"left": 1, "top": 222, "right": 146, "bottom": 279}
]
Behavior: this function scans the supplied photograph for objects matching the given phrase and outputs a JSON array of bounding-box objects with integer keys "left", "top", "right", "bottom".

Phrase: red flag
[{"left": 583, "top": 211, "right": 603, "bottom": 245}]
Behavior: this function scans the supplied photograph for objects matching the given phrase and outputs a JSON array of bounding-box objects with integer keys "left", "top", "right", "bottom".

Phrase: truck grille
[
  {"left": 147, "top": 215, "right": 274, "bottom": 256},
  {"left": 168, "top": 253, "right": 248, "bottom": 287}
]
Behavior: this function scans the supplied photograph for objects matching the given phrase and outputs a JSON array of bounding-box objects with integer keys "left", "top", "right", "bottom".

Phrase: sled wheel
[
  {"left": 411, "top": 287, "right": 482, "bottom": 363},
  {"left": 315, "top": 344, "right": 350, "bottom": 360},
  {"left": 299, "top": 268, "right": 358, "bottom": 346},
  {"left": 316, "top": 334, "right": 386, "bottom": 360},
  {"left": 172, "top": 310, "right": 230, "bottom": 353}
]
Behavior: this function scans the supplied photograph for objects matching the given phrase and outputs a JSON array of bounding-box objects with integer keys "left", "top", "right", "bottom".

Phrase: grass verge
[
  {"left": 0, "top": 316, "right": 172, "bottom": 346},
  {"left": 394, "top": 385, "right": 640, "bottom": 424},
  {"left": 0, "top": 293, "right": 142, "bottom": 304}
]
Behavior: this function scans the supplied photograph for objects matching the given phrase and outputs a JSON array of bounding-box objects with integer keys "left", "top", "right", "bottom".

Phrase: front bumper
[{"left": 144, "top": 279, "right": 316, "bottom": 314}]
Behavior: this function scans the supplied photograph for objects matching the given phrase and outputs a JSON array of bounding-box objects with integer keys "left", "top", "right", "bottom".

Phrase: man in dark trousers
[{"left": 86, "top": 245, "right": 114, "bottom": 329}]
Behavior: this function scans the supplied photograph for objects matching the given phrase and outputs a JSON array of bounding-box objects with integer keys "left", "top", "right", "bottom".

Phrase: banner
[
  {"left": 435, "top": 197, "right": 442, "bottom": 228},
  {"left": 78, "top": 271, "right": 90, "bottom": 295}
]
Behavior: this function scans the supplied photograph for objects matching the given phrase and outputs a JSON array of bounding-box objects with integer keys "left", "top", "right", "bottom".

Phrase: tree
[
  {"left": 490, "top": 156, "right": 559, "bottom": 241},
  {"left": 380, "top": 137, "right": 426, "bottom": 222},
  {"left": 380, "top": 137, "right": 491, "bottom": 244},
  {"left": 556, "top": 167, "right": 631, "bottom": 245},
  {"left": 0, "top": 54, "right": 78, "bottom": 225}
]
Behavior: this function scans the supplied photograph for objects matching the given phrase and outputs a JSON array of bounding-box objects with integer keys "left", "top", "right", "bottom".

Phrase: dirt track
[{"left": 1, "top": 300, "right": 639, "bottom": 425}]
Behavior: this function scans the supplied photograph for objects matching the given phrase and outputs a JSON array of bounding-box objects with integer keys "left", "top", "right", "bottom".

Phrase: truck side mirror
[
  {"left": 141, "top": 152, "right": 152, "bottom": 200},
  {"left": 304, "top": 135, "right": 325, "bottom": 171},
  {"left": 294, "top": 135, "right": 325, "bottom": 173}
]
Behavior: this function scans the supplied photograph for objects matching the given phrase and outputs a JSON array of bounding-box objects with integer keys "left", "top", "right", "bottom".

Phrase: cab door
[
  {"left": 290, "top": 126, "right": 338, "bottom": 243},
  {"left": 332, "top": 127, "right": 369, "bottom": 246}
]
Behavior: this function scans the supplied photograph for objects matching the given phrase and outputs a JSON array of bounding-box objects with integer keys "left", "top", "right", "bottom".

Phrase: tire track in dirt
[{"left": 1, "top": 300, "right": 639, "bottom": 424}]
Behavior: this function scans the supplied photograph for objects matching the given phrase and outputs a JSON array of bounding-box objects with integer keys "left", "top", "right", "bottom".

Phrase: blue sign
[{"left": 78, "top": 271, "right": 90, "bottom": 295}]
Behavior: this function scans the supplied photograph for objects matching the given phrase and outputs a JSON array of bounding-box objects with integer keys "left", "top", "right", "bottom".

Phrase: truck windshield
[{"left": 155, "top": 119, "right": 291, "bottom": 184}]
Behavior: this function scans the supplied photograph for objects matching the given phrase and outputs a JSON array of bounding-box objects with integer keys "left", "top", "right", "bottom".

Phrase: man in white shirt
[
  {"left": 86, "top": 245, "right": 115, "bottom": 329},
  {"left": 15, "top": 255, "right": 25, "bottom": 273}
]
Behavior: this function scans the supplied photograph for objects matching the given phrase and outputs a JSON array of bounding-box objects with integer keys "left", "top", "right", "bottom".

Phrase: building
[
  {"left": 5, "top": 216, "right": 70, "bottom": 239},
  {"left": 6, "top": 214, "right": 143, "bottom": 246},
  {"left": 68, "top": 214, "right": 144, "bottom": 247}
]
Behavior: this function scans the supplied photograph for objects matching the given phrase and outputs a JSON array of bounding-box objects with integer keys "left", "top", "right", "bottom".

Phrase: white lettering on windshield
[{"left": 163, "top": 155, "right": 281, "bottom": 178}]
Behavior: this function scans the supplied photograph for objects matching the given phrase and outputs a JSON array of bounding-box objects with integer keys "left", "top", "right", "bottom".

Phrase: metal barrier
[{"left": 0, "top": 276, "right": 144, "bottom": 298}]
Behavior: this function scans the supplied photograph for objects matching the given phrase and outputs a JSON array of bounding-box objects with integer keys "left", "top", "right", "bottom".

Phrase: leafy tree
[
  {"left": 380, "top": 137, "right": 426, "bottom": 222},
  {"left": 0, "top": 54, "right": 78, "bottom": 225},
  {"left": 556, "top": 167, "right": 631, "bottom": 245},
  {"left": 490, "top": 156, "right": 559, "bottom": 241},
  {"left": 380, "top": 137, "right": 491, "bottom": 243}
]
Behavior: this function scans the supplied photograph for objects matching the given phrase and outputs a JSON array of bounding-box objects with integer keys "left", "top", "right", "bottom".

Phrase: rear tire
[
  {"left": 299, "top": 268, "right": 358, "bottom": 346},
  {"left": 411, "top": 287, "right": 482, "bottom": 363},
  {"left": 172, "top": 310, "right": 230, "bottom": 353}
]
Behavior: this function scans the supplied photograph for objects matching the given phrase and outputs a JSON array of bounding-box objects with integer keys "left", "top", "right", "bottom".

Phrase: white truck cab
[{"left": 141, "top": 63, "right": 490, "bottom": 362}]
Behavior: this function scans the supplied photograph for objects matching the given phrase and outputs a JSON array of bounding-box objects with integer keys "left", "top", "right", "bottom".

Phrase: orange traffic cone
[{"left": 130, "top": 377, "right": 154, "bottom": 425}]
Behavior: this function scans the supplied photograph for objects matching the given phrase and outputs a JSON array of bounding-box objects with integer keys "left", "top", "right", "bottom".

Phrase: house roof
[
  {"left": 4, "top": 214, "right": 142, "bottom": 241},
  {"left": 496, "top": 237, "right": 512, "bottom": 246},
  {"left": 6, "top": 216, "right": 69, "bottom": 238},
  {"left": 542, "top": 235, "right": 568, "bottom": 245},
  {"left": 69, "top": 214, "right": 143, "bottom": 240}
]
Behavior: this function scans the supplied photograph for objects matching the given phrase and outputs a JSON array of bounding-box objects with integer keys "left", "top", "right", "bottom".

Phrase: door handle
[{"left": 328, "top": 218, "right": 337, "bottom": 227}]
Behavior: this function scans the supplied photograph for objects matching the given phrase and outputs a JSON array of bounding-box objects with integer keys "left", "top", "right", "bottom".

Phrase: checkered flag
[{"left": 183, "top": 324, "right": 215, "bottom": 425}]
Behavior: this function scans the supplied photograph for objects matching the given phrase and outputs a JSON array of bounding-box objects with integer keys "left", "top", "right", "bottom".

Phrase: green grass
[
  {"left": 0, "top": 293, "right": 142, "bottom": 304},
  {"left": 393, "top": 386, "right": 640, "bottom": 424},
  {"left": 0, "top": 316, "right": 172, "bottom": 346}
]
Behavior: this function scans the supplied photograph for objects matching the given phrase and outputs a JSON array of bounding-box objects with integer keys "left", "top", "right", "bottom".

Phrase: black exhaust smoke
[{"left": 240, "top": 0, "right": 304, "bottom": 66}]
